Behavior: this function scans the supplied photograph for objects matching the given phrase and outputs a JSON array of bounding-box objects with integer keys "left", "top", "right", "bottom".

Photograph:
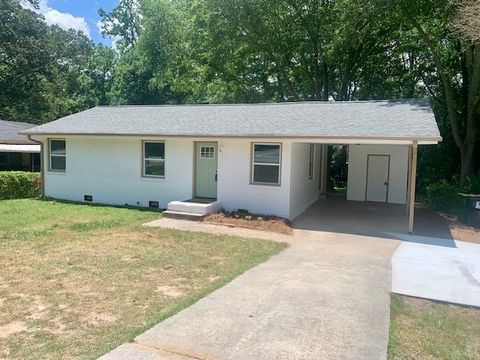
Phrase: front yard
[
  {"left": 0, "top": 199, "right": 286, "bottom": 359},
  {"left": 388, "top": 294, "right": 480, "bottom": 359}
]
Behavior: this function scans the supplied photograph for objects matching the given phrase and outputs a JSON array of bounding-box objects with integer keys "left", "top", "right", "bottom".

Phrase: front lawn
[
  {"left": 388, "top": 294, "right": 480, "bottom": 359},
  {"left": 0, "top": 199, "right": 286, "bottom": 359}
]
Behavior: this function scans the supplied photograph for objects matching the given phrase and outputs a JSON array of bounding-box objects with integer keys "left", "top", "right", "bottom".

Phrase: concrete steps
[
  {"left": 163, "top": 210, "right": 205, "bottom": 221},
  {"left": 163, "top": 199, "right": 222, "bottom": 221}
]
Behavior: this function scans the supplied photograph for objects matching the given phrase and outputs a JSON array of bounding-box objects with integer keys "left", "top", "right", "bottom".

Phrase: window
[
  {"left": 49, "top": 139, "right": 66, "bottom": 171},
  {"left": 143, "top": 141, "right": 165, "bottom": 177},
  {"left": 200, "top": 146, "right": 215, "bottom": 159},
  {"left": 308, "top": 144, "right": 315, "bottom": 180},
  {"left": 252, "top": 143, "right": 281, "bottom": 185}
]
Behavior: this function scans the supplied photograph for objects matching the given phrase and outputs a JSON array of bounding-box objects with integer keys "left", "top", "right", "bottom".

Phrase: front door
[
  {"left": 366, "top": 154, "right": 390, "bottom": 202},
  {"left": 195, "top": 142, "right": 218, "bottom": 198}
]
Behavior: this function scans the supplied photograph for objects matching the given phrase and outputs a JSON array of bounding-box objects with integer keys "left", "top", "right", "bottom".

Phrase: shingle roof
[
  {"left": 22, "top": 100, "right": 441, "bottom": 140},
  {"left": 0, "top": 119, "right": 37, "bottom": 144}
]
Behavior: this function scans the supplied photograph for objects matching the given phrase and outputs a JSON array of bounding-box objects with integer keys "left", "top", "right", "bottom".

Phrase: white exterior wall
[
  {"left": 217, "top": 139, "right": 292, "bottom": 218},
  {"left": 41, "top": 136, "right": 195, "bottom": 208},
  {"left": 289, "top": 143, "right": 321, "bottom": 219},
  {"left": 37, "top": 135, "right": 411, "bottom": 219},
  {"left": 39, "top": 136, "right": 294, "bottom": 218},
  {"left": 347, "top": 144, "right": 409, "bottom": 204}
]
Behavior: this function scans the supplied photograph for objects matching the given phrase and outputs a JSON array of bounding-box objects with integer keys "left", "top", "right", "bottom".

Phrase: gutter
[
  {"left": 19, "top": 131, "right": 443, "bottom": 143},
  {"left": 27, "top": 135, "right": 45, "bottom": 197}
]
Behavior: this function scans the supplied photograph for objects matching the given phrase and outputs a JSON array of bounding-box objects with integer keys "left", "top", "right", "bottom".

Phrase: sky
[{"left": 31, "top": 0, "right": 118, "bottom": 45}]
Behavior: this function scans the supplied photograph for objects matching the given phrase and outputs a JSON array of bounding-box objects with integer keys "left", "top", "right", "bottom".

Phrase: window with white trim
[
  {"left": 251, "top": 143, "right": 281, "bottom": 185},
  {"left": 49, "top": 139, "right": 66, "bottom": 171},
  {"left": 200, "top": 146, "right": 215, "bottom": 159},
  {"left": 308, "top": 144, "right": 315, "bottom": 180},
  {"left": 143, "top": 141, "right": 165, "bottom": 177}
]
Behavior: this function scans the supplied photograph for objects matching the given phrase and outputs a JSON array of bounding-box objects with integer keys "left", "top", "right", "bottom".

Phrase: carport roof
[{"left": 22, "top": 99, "right": 441, "bottom": 141}]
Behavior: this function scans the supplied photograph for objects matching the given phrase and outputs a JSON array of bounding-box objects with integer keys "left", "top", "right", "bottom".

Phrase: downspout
[{"left": 27, "top": 135, "right": 45, "bottom": 197}]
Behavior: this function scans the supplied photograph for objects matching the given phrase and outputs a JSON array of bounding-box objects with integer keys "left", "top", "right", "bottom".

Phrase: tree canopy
[{"left": 1, "top": 0, "right": 479, "bottom": 181}]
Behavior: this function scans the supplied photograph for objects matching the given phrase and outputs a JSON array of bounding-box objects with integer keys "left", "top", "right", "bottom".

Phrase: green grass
[
  {"left": 0, "top": 199, "right": 286, "bottom": 359},
  {"left": 388, "top": 294, "right": 480, "bottom": 359}
]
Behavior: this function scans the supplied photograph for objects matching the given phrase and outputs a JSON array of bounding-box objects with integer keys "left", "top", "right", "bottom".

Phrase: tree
[
  {"left": 0, "top": 0, "right": 52, "bottom": 122},
  {"left": 452, "top": 0, "right": 480, "bottom": 42},
  {"left": 384, "top": 0, "right": 479, "bottom": 180},
  {"left": 0, "top": 0, "right": 111, "bottom": 123},
  {"left": 98, "top": 0, "right": 142, "bottom": 53}
]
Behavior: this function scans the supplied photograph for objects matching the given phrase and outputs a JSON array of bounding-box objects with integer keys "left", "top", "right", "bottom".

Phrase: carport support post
[{"left": 408, "top": 141, "right": 418, "bottom": 234}]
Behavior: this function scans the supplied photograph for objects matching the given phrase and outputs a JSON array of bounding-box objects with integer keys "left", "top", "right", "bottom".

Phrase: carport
[{"left": 290, "top": 138, "right": 429, "bottom": 234}]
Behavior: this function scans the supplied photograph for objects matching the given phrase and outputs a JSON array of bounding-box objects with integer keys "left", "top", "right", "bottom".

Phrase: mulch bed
[{"left": 203, "top": 211, "right": 293, "bottom": 235}]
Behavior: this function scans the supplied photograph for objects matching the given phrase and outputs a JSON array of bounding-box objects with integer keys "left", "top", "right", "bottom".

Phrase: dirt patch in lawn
[
  {"left": 82, "top": 312, "right": 118, "bottom": 327},
  {"left": 203, "top": 211, "right": 293, "bottom": 235},
  {"left": 155, "top": 285, "right": 184, "bottom": 298},
  {"left": 0, "top": 321, "right": 27, "bottom": 339}
]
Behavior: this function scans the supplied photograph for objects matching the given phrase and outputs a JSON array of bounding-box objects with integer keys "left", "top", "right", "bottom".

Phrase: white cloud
[{"left": 23, "top": 0, "right": 91, "bottom": 38}]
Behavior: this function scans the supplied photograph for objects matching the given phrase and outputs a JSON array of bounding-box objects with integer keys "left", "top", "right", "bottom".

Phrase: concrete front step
[
  {"left": 167, "top": 200, "right": 222, "bottom": 216},
  {"left": 163, "top": 211, "right": 205, "bottom": 221}
]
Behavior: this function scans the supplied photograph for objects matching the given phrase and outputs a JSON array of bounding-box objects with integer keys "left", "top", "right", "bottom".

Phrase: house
[
  {"left": 0, "top": 119, "right": 41, "bottom": 171},
  {"left": 22, "top": 100, "right": 441, "bottom": 232}
]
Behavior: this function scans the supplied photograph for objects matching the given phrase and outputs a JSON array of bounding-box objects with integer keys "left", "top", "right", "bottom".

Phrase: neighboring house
[
  {"left": 0, "top": 119, "right": 41, "bottom": 172},
  {"left": 22, "top": 100, "right": 441, "bottom": 232}
]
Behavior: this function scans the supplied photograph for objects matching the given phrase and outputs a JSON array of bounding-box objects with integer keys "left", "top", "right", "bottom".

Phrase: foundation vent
[{"left": 149, "top": 201, "right": 159, "bottom": 208}]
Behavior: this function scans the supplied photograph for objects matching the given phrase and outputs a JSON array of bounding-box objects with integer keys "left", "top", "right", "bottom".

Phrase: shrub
[
  {"left": 464, "top": 172, "right": 480, "bottom": 194},
  {"left": 0, "top": 171, "right": 41, "bottom": 200},
  {"left": 425, "top": 180, "right": 463, "bottom": 213}
]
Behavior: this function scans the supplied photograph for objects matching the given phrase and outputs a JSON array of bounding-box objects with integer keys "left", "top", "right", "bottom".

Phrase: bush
[
  {"left": 0, "top": 171, "right": 41, "bottom": 200},
  {"left": 425, "top": 180, "right": 463, "bottom": 213},
  {"left": 464, "top": 172, "right": 480, "bottom": 194}
]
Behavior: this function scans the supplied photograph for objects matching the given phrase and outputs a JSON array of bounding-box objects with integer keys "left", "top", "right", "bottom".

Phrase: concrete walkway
[
  {"left": 391, "top": 233, "right": 480, "bottom": 308},
  {"left": 101, "top": 219, "right": 399, "bottom": 360}
]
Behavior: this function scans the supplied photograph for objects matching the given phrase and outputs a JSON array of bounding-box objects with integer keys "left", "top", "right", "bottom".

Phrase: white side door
[{"left": 366, "top": 155, "right": 390, "bottom": 202}]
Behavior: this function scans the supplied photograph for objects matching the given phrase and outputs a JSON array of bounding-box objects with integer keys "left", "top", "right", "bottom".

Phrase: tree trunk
[
  {"left": 460, "top": 142, "right": 476, "bottom": 180},
  {"left": 409, "top": 15, "right": 479, "bottom": 181}
]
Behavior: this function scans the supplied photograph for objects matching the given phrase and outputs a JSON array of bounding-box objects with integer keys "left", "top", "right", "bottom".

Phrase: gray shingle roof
[
  {"left": 22, "top": 100, "right": 441, "bottom": 140},
  {"left": 0, "top": 119, "right": 37, "bottom": 144}
]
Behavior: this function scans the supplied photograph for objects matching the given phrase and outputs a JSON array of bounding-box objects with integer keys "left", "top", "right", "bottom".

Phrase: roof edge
[{"left": 22, "top": 131, "right": 442, "bottom": 142}]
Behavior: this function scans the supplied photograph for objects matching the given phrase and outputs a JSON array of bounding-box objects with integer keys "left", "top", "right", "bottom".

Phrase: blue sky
[{"left": 34, "top": 0, "right": 118, "bottom": 45}]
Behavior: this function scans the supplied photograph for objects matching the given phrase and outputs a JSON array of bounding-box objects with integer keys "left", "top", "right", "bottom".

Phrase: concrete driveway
[
  {"left": 101, "top": 224, "right": 398, "bottom": 360},
  {"left": 391, "top": 233, "right": 480, "bottom": 307}
]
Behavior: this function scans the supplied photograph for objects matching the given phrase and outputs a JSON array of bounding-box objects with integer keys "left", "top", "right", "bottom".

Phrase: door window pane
[{"left": 200, "top": 146, "right": 215, "bottom": 159}]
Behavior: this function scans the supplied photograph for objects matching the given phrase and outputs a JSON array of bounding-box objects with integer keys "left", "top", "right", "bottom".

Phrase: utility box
[{"left": 459, "top": 194, "right": 480, "bottom": 228}]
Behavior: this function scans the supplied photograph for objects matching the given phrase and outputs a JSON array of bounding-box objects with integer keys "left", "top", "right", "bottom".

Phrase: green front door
[{"left": 195, "top": 142, "right": 218, "bottom": 198}]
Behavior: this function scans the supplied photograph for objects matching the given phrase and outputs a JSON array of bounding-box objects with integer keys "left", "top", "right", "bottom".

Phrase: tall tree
[
  {"left": 0, "top": 0, "right": 51, "bottom": 122},
  {"left": 387, "top": 0, "right": 479, "bottom": 180},
  {"left": 99, "top": 0, "right": 142, "bottom": 53}
]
